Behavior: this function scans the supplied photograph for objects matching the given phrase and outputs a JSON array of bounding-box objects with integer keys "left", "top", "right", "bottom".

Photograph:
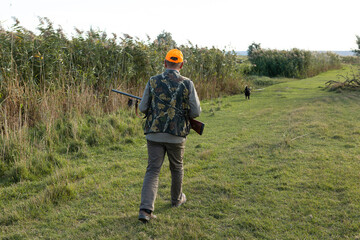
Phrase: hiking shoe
[
  {"left": 138, "top": 210, "right": 157, "bottom": 223},
  {"left": 172, "top": 193, "right": 186, "bottom": 207}
]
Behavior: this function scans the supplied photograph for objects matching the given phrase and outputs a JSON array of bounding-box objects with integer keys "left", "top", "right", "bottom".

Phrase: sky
[{"left": 0, "top": 0, "right": 359, "bottom": 51}]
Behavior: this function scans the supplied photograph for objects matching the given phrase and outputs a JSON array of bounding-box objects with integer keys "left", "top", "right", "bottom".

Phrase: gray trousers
[{"left": 140, "top": 140, "right": 186, "bottom": 211}]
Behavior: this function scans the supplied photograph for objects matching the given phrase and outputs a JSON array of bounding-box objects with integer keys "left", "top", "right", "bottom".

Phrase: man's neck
[{"left": 166, "top": 68, "right": 180, "bottom": 71}]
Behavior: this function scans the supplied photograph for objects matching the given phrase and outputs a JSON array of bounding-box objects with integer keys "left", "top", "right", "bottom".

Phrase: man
[{"left": 138, "top": 49, "right": 201, "bottom": 223}]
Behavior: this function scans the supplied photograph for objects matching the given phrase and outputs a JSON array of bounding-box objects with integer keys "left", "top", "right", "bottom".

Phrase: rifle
[{"left": 111, "top": 89, "right": 204, "bottom": 135}]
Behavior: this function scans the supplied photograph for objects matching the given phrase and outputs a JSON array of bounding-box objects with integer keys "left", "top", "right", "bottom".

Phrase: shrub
[
  {"left": 341, "top": 56, "right": 360, "bottom": 65},
  {"left": 247, "top": 43, "right": 342, "bottom": 78}
]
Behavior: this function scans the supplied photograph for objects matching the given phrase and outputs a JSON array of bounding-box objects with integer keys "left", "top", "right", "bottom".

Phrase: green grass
[{"left": 1, "top": 67, "right": 360, "bottom": 239}]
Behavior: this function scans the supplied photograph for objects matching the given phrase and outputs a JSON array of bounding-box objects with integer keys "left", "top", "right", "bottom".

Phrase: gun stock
[{"left": 190, "top": 118, "right": 205, "bottom": 135}]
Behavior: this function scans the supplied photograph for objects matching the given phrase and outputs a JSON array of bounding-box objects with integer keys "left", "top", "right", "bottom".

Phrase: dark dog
[
  {"left": 127, "top": 98, "right": 134, "bottom": 107},
  {"left": 244, "top": 86, "right": 251, "bottom": 100}
]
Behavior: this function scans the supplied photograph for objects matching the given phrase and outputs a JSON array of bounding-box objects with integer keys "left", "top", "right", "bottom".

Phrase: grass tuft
[{"left": 44, "top": 182, "right": 76, "bottom": 205}]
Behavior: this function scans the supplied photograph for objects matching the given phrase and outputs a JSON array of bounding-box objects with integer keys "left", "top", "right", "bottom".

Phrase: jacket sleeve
[
  {"left": 188, "top": 81, "right": 201, "bottom": 118},
  {"left": 139, "top": 81, "right": 150, "bottom": 114}
]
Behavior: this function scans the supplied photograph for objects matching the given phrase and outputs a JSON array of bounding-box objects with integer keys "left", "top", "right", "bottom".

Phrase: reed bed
[
  {"left": 0, "top": 18, "right": 244, "bottom": 183},
  {"left": 247, "top": 43, "right": 342, "bottom": 78}
]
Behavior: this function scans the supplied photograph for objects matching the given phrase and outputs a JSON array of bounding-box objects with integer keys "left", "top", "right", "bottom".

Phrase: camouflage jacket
[{"left": 144, "top": 69, "right": 191, "bottom": 137}]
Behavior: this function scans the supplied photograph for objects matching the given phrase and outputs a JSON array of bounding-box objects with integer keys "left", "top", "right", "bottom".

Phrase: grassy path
[{"left": 1, "top": 67, "right": 360, "bottom": 239}]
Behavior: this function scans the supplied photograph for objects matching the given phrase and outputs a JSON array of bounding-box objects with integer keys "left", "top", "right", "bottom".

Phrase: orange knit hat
[{"left": 165, "top": 49, "right": 183, "bottom": 63}]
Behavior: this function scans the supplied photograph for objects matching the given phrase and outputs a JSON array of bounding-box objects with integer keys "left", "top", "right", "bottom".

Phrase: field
[{"left": 1, "top": 67, "right": 360, "bottom": 239}]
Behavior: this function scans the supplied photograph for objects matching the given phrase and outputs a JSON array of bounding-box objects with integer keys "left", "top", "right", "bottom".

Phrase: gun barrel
[{"left": 111, "top": 89, "right": 142, "bottom": 100}]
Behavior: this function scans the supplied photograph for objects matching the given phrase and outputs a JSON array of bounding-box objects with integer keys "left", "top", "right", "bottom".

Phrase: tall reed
[
  {"left": 0, "top": 18, "right": 244, "bottom": 183},
  {"left": 247, "top": 43, "right": 342, "bottom": 78}
]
